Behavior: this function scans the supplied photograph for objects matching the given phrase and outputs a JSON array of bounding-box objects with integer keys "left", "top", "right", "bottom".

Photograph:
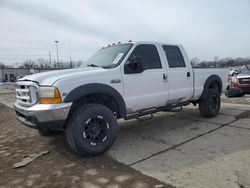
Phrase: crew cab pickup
[{"left": 14, "top": 41, "right": 228, "bottom": 155}]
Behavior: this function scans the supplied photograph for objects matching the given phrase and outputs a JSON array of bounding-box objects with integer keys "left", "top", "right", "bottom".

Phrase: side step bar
[{"left": 125, "top": 102, "right": 190, "bottom": 120}]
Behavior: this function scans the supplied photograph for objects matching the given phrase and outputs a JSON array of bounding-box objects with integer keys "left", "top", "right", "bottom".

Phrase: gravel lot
[
  {"left": 0, "top": 103, "right": 170, "bottom": 188},
  {"left": 0, "top": 88, "right": 250, "bottom": 188}
]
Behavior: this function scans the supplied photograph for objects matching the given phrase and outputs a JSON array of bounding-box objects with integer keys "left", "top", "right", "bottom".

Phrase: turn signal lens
[{"left": 39, "top": 87, "right": 62, "bottom": 104}]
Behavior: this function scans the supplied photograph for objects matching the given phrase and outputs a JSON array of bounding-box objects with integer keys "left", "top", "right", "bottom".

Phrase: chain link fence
[{"left": 0, "top": 82, "right": 15, "bottom": 91}]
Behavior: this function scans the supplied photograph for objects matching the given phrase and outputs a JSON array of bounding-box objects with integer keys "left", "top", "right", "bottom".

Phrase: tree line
[
  {"left": 1, "top": 56, "right": 250, "bottom": 69},
  {"left": 190, "top": 57, "right": 250, "bottom": 68},
  {"left": 0, "top": 58, "right": 85, "bottom": 69}
]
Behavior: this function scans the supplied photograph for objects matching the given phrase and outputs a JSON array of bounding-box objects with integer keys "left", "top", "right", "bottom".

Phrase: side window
[
  {"left": 162, "top": 45, "right": 186, "bottom": 68},
  {"left": 129, "top": 44, "right": 162, "bottom": 70}
]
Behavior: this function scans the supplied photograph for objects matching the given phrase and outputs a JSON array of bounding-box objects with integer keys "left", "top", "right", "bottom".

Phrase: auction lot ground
[{"left": 0, "top": 88, "right": 250, "bottom": 188}]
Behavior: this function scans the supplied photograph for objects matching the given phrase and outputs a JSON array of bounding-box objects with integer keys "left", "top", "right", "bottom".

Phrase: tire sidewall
[
  {"left": 69, "top": 104, "right": 117, "bottom": 155},
  {"left": 199, "top": 89, "right": 221, "bottom": 117},
  {"left": 207, "top": 89, "right": 221, "bottom": 116}
]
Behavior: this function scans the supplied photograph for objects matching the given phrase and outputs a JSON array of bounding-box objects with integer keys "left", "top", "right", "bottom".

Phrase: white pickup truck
[{"left": 14, "top": 41, "right": 228, "bottom": 155}]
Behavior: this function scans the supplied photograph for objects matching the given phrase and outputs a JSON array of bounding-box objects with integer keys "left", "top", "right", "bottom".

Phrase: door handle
[
  {"left": 187, "top": 72, "right": 191, "bottom": 77},
  {"left": 163, "top": 73, "right": 168, "bottom": 82}
]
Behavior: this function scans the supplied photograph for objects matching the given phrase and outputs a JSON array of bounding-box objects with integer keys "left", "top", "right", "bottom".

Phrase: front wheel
[
  {"left": 66, "top": 104, "right": 118, "bottom": 156},
  {"left": 199, "top": 89, "right": 221, "bottom": 118}
]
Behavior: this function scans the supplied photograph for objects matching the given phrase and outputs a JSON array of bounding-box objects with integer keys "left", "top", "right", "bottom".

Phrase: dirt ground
[
  {"left": 221, "top": 94, "right": 250, "bottom": 105},
  {"left": 1, "top": 87, "right": 250, "bottom": 188},
  {"left": 0, "top": 103, "right": 171, "bottom": 188}
]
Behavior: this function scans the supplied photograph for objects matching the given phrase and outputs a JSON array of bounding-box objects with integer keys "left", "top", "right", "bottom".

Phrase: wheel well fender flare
[
  {"left": 63, "top": 83, "right": 127, "bottom": 118},
  {"left": 200, "top": 75, "right": 222, "bottom": 100}
]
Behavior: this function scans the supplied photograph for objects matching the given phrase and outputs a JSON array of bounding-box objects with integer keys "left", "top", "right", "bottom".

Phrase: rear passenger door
[
  {"left": 122, "top": 44, "right": 169, "bottom": 113},
  {"left": 162, "top": 45, "right": 193, "bottom": 104}
]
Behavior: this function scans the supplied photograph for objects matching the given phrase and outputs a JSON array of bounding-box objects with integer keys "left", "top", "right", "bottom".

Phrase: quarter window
[{"left": 163, "top": 45, "right": 186, "bottom": 68}]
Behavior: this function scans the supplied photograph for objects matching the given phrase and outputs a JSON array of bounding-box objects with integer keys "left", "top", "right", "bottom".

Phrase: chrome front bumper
[{"left": 14, "top": 102, "right": 72, "bottom": 129}]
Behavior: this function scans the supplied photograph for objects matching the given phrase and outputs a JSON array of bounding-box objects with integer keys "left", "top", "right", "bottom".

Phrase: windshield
[
  {"left": 240, "top": 65, "right": 250, "bottom": 75},
  {"left": 81, "top": 43, "right": 133, "bottom": 69}
]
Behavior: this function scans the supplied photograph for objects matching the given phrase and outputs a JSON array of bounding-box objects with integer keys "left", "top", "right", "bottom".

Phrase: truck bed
[{"left": 192, "top": 68, "right": 229, "bottom": 100}]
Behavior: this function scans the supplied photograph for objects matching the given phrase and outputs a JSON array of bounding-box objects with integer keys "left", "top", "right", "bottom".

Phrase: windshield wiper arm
[{"left": 87, "top": 64, "right": 101, "bottom": 68}]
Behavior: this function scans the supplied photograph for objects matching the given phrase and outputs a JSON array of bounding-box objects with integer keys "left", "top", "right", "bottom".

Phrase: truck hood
[
  {"left": 18, "top": 67, "right": 105, "bottom": 85},
  {"left": 237, "top": 74, "right": 250, "bottom": 79}
]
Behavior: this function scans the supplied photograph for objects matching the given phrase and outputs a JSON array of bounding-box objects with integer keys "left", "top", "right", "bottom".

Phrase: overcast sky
[{"left": 0, "top": 0, "right": 250, "bottom": 65}]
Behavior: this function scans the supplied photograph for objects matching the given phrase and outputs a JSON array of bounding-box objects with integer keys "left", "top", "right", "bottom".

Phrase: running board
[
  {"left": 136, "top": 113, "right": 154, "bottom": 121},
  {"left": 125, "top": 102, "right": 190, "bottom": 120},
  {"left": 164, "top": 106, "right": 183, "bottom": 112}
]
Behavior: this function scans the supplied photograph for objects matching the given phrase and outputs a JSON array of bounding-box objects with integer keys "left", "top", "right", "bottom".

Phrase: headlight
[
  {"left": 231, "top": 76, "right": 238, "bottom": 84},
  {"left": 39, "top": 86, "right": 62, "bottom": 104}
]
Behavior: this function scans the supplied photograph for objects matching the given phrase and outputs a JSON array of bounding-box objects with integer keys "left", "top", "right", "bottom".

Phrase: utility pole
[
  {"left": 54, "top": 40, "right": 59, "bottom": 68},
  {"left": 48, "top": 51, "right": 52, "bottom": 68},
  {"left": 68, "top": 38, "right": 72, "bottom": 68}
]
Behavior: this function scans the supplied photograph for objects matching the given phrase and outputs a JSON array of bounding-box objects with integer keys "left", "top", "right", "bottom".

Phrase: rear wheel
[
  {"left": 199, "top": 89, "right": 221, "bottom": 117},
  {"left": 66, "top": 104, "right": 118, "bottom": 156}
]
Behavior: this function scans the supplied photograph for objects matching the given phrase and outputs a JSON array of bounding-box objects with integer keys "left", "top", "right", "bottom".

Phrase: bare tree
[
  {"left": 36, "top": 58, "right": 50, "bottom": 68},
  {"left": 192, "top": 57, "right": 250, "bottom": 68},
  {"left": 0, "top": 62, "right": 5, "bottom": 68},
  {"left": 20, "top": 59, "right": 36, "bottom": 68},
  {"left": 190, "top": 57, "right": 200, "bottom": 67}
]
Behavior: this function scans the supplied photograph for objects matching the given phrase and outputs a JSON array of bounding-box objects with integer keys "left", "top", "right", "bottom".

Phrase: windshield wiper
[{"left": 87, "top": 64, "right": 101, "bottom": 68}]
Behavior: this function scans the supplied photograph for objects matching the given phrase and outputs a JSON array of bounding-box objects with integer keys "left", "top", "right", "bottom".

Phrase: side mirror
[
  {"left": 232, "top": 71, "right": 239, "bottom": 76},
  {"left": 124, "top": 55, "right": 144, "bottom": 74}
]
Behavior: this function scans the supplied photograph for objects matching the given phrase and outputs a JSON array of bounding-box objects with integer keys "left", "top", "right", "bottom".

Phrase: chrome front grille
[
  {"left": 238, "top": 77, "right": 250, "bottom": 85},
  {"left": 15, "top": 82, "right": 38, "bottom": 107}
]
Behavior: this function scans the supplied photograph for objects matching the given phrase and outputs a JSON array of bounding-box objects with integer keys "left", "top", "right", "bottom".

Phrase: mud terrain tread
[
  {"left": 66, "top": 103, "right": 117, "bottom": 156},
  {"left": 199, "top": 89, "right": 221, "bottom": 118}
]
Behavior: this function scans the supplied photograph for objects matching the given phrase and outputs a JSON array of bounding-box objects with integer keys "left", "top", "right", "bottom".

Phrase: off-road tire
[
  {"left": 66, "top": 104, "right": 118, "bottom": 156},
  {"left": 199, "top": 89, "right": 221, "bottom": 118}
]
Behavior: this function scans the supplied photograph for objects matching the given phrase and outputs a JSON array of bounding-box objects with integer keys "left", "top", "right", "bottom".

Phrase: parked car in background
[{"left": 228, "top": 65, "right": 250, "bottom": 95}]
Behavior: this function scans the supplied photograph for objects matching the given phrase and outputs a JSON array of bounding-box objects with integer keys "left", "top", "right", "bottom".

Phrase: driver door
[{"left": 122, "top": 44, "right": 169, "bottom": 113}]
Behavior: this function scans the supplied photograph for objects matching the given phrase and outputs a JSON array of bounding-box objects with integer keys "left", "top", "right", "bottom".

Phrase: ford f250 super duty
[{"left": 14, "top": 41, "right": 228, "bottom": 155}]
